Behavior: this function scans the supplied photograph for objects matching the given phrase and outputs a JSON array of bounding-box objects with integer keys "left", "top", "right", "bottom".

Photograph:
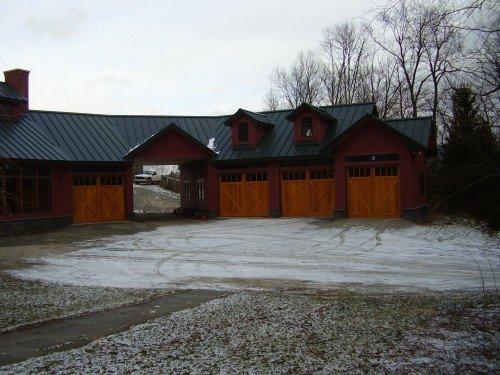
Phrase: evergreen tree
[{"left": 439, "top": 86, "right": 500, "bottom": 228}]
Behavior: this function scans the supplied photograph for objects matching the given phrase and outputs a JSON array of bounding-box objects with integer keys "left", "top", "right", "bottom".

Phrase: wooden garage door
[
  {"left": 281, "top": 170, "right": 334, "bottom": 217},
  {"left": 73, "top": 176, "right": 125, "bottom": 223},
  {"left": 347, "top": 166, "right": 399, "bottom": 218},
  {"left": 219, "top": 172, "right": 269, "bottom": 217}
]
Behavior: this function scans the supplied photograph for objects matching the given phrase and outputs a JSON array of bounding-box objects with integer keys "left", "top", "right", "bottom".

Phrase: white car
[{"left": 134, "top": 170, "right": 161, "bottom": 185}]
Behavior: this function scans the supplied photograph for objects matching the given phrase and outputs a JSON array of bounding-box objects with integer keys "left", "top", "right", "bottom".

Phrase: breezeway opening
[{"left": 133, "top": 164, "right": 180, "bottom": 215}]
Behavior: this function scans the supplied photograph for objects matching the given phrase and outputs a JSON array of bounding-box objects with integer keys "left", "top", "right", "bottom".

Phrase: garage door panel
[
  {"left": 373, "top": 177, "right": 399, "bottom": 217},
  {"left": 347, "top": 167, "right": 399, "bottom": 218},
  {"left": 219, "top": 173, "right": 269, "bottom": 217},
  {"left": 73, "top": 176, "right": 125, "bottom": 223},
  {"left": 282, "top": 180, "right": 309, "bottom": 216},
  {"left": 309, "top": 179, "right": 334, "bottom": 216},
  {"left": 101, "top": 186, "right": 125, "bottom": 221},
  {"left": 347, "top": 177, "right": 373, "bottom": 217},
  {"left": 281, "top": 171, "right": 334, "bottom": 217}
]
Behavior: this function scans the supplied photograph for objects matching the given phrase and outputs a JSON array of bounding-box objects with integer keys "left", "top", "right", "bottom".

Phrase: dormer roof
[
  {"left": 285, "top": 102, "right": 337, "bottom": 123},
  {"left": 225, "top": 108, "right": 276, "bottom": 128}
]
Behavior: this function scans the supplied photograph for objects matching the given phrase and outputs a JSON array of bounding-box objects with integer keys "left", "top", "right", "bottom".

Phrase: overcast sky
[{"left": 1, "top": 0, "right": 379, "bottom": 116}]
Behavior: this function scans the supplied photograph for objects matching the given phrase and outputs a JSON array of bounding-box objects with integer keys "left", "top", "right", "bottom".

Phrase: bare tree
[
  {"left": 269, "top": 51, "right": 324, "bottom": 108},
  {"left": 368, "top": 58, "right": 403, "bottom": 118},
  {"left": 424, "top": 1, "right": 464, "bottom": 125},
  {"left": 460, "top": 0, "right": 500, "bottom": 124},
  {"left": 320, "top": 22, "right": 371, "bottom": 105},
  {"left": 263, "top": 88, "right": 282, "bottom": 111},
  {"left": 369, "top": 0, "right": 435, "bottom": 117}
]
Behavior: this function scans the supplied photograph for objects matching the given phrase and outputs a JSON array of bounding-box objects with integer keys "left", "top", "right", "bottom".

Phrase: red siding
[
  {"left": 131, "top": 128, "right": 211, "bottom": 165},
  {"left": 333, "top": 118, "right": 427, "bottom": 214}
]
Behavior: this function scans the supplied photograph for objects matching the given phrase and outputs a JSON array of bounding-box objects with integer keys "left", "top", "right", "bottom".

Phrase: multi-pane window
[
  {"left": 0, "top": 162, "right": 52, "bottom": 215},
  {"left": 72, "top": 176, "right": 97, "bottom": 186},
  {"left": 220, "top": 173, "right": 242, "bottom": 182},
  {"left": 348, "top": 167, "right": 371, "bottom": 178},
  {"left": 282, "top": 171, "right": 306, "bottom": 180},
  {"left": 245, "top": 173, "right": 267, "bottom": 182},
  {"left": 184, "top": 181, "right": 191, "bottom": 199},
  {"left": 375, "top": 166, "right": 398, "bottom": 176},
  {"left": 300, "top": 117, "right": 313, "bottom": 138},
  {"left": 196, "top": 179, "right": 204, "bottom": 200},
  {"left": 100, "top": 176, "right": 123, "bottom": 185},
  {"left": 238, "top": 122, "right": 249, "bottom": 142},
  {"left": 309, "top": 170, "right": 334, "bottom": 179}
]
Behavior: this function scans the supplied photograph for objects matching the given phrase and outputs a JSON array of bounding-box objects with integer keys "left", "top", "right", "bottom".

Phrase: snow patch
[{"left": 8, "top": 219, "right": 499, "bottom": 291}]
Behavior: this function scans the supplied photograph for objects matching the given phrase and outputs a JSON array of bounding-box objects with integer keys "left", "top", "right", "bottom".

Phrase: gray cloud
[
  {"left": 85, "top": 74, "right": 134, "bottom": 90},
  {"left": 25, "top": 10, "right": 86, "bottom": 38}
]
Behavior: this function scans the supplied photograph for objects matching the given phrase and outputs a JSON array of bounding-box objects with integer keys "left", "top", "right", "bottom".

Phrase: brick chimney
[{"left": 4, "top": 69, "right": 30, "bottom": 115}]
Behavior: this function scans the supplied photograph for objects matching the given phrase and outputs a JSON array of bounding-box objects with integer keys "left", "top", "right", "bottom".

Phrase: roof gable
[
  {"left": 329, "top": 113, "right": 432, "bottom": 150},
  {"left": 286, "top": 103, "right": 337, "bottom": 123},
  {"left": 124, "top": 123, "right": 216, "bottom": 162},
  {"left": 224, "top": 109, "right": 275, "bottom": 128}
]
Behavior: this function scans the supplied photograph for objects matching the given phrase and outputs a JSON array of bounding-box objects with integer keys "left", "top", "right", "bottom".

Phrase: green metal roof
[
  {"left": 0, "top": 102, "right": 432, "bottom": 163},
  {"left": 225, "top": 109, "right": 276, "bottom": 128},
  {"left": 0, "top": 82, "right": 27, "bottom": 103},
  {"left": 384, "top": 117, "right": 432, "bottom": 148}
]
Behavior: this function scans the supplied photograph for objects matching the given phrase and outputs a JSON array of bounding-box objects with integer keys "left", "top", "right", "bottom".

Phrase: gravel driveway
[{"left": 8, "top": 218, "right": 499, "bottom": 291}]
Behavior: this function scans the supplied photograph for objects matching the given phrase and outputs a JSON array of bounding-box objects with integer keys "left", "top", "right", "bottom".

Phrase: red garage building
[{"left": 0, "top": 69, "right": 435, "bottom": 233}]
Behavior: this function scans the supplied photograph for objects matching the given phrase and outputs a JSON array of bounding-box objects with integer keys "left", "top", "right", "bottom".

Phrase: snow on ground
[
  {"left": 1, "top": 292, "right": 496, "bottom": 374},
  {"left": 8, "top": 218, "right": 499, "bottom": 291},
  {"left": 0, "top": 273, "right": 166, "bottom": 333},
  {"left": 133, "top": 184, "right": 180, "bottom": 213}
]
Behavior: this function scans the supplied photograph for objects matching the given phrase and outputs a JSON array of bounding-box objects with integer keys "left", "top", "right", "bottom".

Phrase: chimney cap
[{"left": 4, "top": 68, "right": 30, "bottom": 75}]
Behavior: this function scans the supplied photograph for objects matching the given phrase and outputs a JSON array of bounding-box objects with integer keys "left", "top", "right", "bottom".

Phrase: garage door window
[
  {"left": 220, "top": 173, "right": 242, "bottom": 182},
  {"left": 245, "top": 173, "right": 267, "bottom": 181},
  {"left": 375, "top": 166, "right": 397, "bottom": 176},
  {"left": 348, "top": 167, "right": 370, "bottom": 178},
  {"left": 100, "top": 176, "right": 123, "bottom": 185},
  {"left": 73, "top": 176, "right": 97, "bottom": 186},
  {"left": 309, "top": 170, "right": 334, "bottom": 179},
  {"left": 282, "top": 171, "right": 306, "bottom": 180}
]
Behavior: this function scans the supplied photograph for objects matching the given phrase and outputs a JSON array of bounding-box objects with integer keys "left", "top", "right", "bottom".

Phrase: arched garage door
[
  {"left": 281, "top": 170, "right": 334, "bottom": 217},
  {"left": 347, "top": 166, "right": 399, "bottom": 218},
  {"left": 73, "top": 176, "right": 125, "bottom": 223},
  {"left": 219, "top": 172, "right": 269, "bottom": 217}
]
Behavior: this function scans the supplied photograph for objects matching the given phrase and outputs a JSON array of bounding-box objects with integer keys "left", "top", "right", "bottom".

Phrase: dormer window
[
  {"left": 226, "top": 109, "right": 275, "bottom": 149},
  {"left": 301, "top": 117, "right": 313, "bottom": 138},
  {"left": 286, "top": 103, "right": 337, "bottom": 144},
  {"left": 238, "top": 122, "right": 249, "bottom": 142}
]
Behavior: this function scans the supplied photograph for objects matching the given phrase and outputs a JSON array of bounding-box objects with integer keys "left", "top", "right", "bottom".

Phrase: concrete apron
[{"left": 0, "top": 289, "right": 229, "bottom": 366}]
